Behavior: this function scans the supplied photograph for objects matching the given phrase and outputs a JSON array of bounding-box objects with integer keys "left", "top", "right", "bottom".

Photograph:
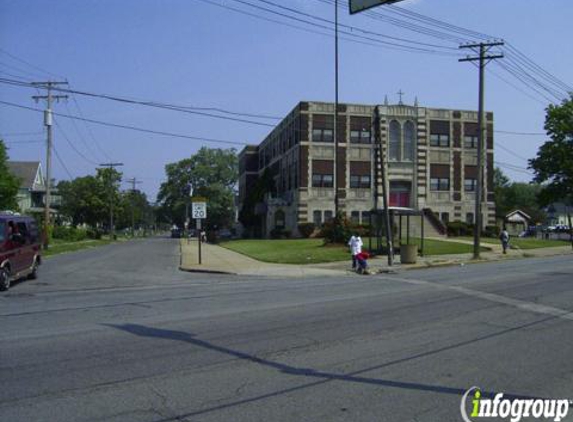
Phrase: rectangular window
[
  {"left": 361, "top": 211, "right": 370, "bottom": 225},
  {"left": 350, "top": 130, "right": 371, "bottom": 144},
  {"left": 350, "top": 174, "right": 371, "bottom": 188},
  {"left": 466, "top": 212, "right": 474, "bottom": 224},
  {"left": 324, "top": 210, "right": 334, "bottom": 222},
  {"left": 441, "top": 212, "right": 450, "bottom": 223},
  {"left": 312, "top": 128, "right": 333, "bottom": 143},
  {"left": 312, "top": 174, "right": 334, "bottom": 188},
  {"left": 430, "top": 134, "right": 450, "bottom": 147},
  {"left": 430, "top": 177, "right": 450, "bottom": 191},
  {"left": 464, "top": 136, "right": 478, "bottom": 149},
  {"left": 464, "top": 178, "right": 477, "bottom": 192},
  {"left": 350, "top": 175, "right": 360, "bottom": 188},
  {"left": 313, "top": 210, "right": 322, "bottom": 226},
  {"left": 350, "top": 211, "right": 360, "bottom": 224}
]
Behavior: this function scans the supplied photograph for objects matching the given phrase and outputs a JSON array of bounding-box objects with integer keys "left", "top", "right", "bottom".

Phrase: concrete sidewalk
[
  {"left": 180, "top": 238, "right": 572, "bottom": 277},
  {"left": 179, "top": 238, "right": 349, "bottom": 277}
]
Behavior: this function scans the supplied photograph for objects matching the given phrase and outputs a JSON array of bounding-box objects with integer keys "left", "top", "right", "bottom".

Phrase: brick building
[{"left": 238, "top": 101, "right": 495, "bottom": 237}]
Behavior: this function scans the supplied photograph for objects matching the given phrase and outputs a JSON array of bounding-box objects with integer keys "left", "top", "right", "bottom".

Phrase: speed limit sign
[
  {"left": 192, "top": 197, "right": 207, "bottom": 219},
  {"left": 192, "top": 202, "right": 207, "bottom": 219}
]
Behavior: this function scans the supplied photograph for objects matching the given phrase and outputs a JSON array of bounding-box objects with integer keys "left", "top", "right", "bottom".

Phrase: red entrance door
[{"left": 389, "top": 192, "right": 410, "bottom": 207}]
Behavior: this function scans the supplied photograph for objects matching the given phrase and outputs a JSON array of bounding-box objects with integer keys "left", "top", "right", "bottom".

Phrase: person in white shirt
[{"left": 348, "top": 234, "right": 363, "bottom": 269}]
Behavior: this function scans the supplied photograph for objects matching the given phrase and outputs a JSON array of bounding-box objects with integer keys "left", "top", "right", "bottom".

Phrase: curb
[{"left": 178, "top": 266, "right": 236, "bottom": 275}]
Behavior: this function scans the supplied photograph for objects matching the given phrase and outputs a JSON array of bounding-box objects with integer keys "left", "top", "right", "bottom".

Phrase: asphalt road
[{"left": 1, "top": 237, "right": 572, "bottom": 422}]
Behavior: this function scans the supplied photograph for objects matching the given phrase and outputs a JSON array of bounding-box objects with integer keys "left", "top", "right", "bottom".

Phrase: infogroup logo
[{"left": 460, "top": 387, "right": 571, "bottom": 422}]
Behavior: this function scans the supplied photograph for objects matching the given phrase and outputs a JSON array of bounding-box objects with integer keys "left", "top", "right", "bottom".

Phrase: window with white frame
[{"left": 389, "top": 120, "right": 401, "bottom": 161}]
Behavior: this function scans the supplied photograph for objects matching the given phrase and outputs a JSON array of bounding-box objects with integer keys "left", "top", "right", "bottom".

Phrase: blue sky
[{"left": 1, "top": 0, "right": 571, "bottom": 200}]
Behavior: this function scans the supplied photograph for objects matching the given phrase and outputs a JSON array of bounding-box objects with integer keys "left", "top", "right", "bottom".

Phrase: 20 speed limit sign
[{"left": 192, "top": 202, "right": 207, "bottom": 219}]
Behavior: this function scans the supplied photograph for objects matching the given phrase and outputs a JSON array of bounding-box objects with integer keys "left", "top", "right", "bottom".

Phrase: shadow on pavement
[{"left": 104, "top": 316, "right": 562, "bottom": 421}]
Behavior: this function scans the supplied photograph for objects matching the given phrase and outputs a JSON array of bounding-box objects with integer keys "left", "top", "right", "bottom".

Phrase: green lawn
[
  {"left": 220, "top": 238, "right": 492, "bottom": 265},
  {"left": 220, "top": 239, "right": 349, "bottom": 264},
  {"left": 408, "top": 238, "right": 490, "bottom": 255},
  {"left": 458, "top": 236, "right": 569, "bottom": 249},
  {"left": 43, "top": 239, "right": 113, "bottom": 257}
]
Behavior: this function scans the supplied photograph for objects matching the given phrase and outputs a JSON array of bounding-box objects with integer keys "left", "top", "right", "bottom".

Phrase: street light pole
[{"left": 334, "top": 0, "right": 339, "bottom": 216}]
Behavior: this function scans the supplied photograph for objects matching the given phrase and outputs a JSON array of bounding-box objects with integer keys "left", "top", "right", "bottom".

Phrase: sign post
[{"left": 192, "top": 197, "right": 207, "bottom": 265}]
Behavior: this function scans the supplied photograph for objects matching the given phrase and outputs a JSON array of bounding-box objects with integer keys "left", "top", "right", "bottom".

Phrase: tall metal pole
[
  {"left": 333, "top": 0, "right": 339, "bottom": 216},
  {"left": 460, "top": 41, "right": 504, "bottom": 259},
  {"left": 32, "top": 81, "right": 68, "bottom": 249}
]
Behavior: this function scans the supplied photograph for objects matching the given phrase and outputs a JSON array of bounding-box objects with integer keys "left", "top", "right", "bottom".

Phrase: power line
[
  {"left": 68, "top": 91, "right": 113, "bottom": 161},
  {"left": 52, "top": 143, "right": 74, "bottom": 179},
  {"left": 252, "top": 0, "right": 459, "bottom": 51},
  {"left": 198, "top": 0, "right": 462, "bottom": 56},
  {"left": 229, "top": 0, "right": 463, "bottom": 55},
  {"left": 495, "top": 130, "right": 545, "bottom": 136},
  {"left": 315, "top": 0, "right": 473, "bottom": 43},
  {"left": 0, "top": 131, "right": 44, "bottom": 136},
  {"left": 63, "top": 101, "right": 108, "bottom": 163},
  {"left": 0, "top": 76, "right": 278, "bottom": 128},
  {"left": 3, "top": 139, "right": 44, "bottom": 144},
  {"left": 506, "top": 43, "right": 572, "bottom": 93},
  {"left": 53, "top": 118, "right": 100, "bottom": 166},
  {"left": 0, "top": 99, "right": 248, "bottom": 147},
  {"left": 0, "top": 48, "right": 65, "bottom": 79},
  {"left": 496, "top": 142, "right": 530, "bottom": 162}
]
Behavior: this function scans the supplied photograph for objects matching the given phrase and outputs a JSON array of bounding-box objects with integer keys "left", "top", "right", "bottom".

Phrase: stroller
[{"left": 355, "top": 251, "right": 371, "bottom": 275}]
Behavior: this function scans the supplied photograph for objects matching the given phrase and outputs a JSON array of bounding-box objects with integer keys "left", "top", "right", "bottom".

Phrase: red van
[{"left": 0, "top": 213, "right": 42, "bottom": 291}]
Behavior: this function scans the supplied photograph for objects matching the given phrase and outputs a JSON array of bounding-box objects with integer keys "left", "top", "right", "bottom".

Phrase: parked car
[
  {"left": 0, "top": 213, "right": 42, "bottom": 291},
  {"left": 170, "top": 227, "right": 182, "bottom": 238}
]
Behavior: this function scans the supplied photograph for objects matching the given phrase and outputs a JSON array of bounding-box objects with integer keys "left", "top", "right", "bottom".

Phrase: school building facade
[{"left": 238, "top": 100, "right": 496, "bottom": 237}]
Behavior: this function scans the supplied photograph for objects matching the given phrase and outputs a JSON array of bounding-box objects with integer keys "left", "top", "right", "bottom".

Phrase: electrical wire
[
  {"left": 63, "top": 101, "right": 108, "bottom": 163},
  {"left": 0, "top": 99, "right": 248, "bottom": 147},
  {"left": 54, "top": 119, "right": 100, "bottom": 166},
  {"left": 496, "top": 142, "right": 530, "bottom": 162},
  {"left": 495, "top": 130, "right": 545, "bottom": 136},
  {"left": 251, "top": 0, "right": 459, "bottom": 51},
  {"left": 53, "top": 143, "right": 75, "bottom": 179},
  {"left": 0, "top": 48, "right": 65, "bottom": 79},
  {"left": 198, "top": 0, "right": 463, "bottom": 56}
]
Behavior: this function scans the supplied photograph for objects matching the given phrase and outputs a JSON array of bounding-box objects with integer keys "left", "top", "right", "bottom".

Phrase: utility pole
[
  {"left": 333, "top": 0, "right": 339, "bottom": 216},
  {"left": 459, "top": 40, "right": 504, "bottom": 259},
  {"left": 126, "top": 177, "right": 142, "bottom": 237},
  {"left": 32, "top": 81, "right": 68, "bottom": 249},
  {"left": 99, "top": 162, "right": 124, "bottom": 240},
  {"left": 375, "top": 106, "right": 394, "bottom": 266}
]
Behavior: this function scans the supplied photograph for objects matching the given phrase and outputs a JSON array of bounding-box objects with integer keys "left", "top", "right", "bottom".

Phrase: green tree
[
  {"left": 529, "top": 95, "right": 573, "bottom": 206},
  {"left": 57, "top": 167, "right": 123, "bottom": 229},
  {"left": 238, "top": 168, "right": 274, "bottom": 237},
  {"left": 494, "top": 167, "right": 546, "bottom": 224},
  {"left": 157, "top": 147, "right": 238, "bottom": 228},
  {"left": 57, "top": 176, "right": 107, "bottom": 227},
  {"left": 0, "top": 140, "right": 20, "bottom": 211},
  {"left": 116, "top": 189, "right": 153, "bottom": 231}
]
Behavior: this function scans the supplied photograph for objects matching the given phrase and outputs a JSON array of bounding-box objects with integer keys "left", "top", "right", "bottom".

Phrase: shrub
[
  {"left": 86, "top": 228, "right": 103, "bottom": 240},
  {"left": 298, "top": 222, "right": 315, "bottom": 238},
  {"left": 270, "top": 228, "right": 291, "bottom": 239},
  {"left": 351, "top": 224, "right": 370, "bottom": 238},
  {"left": 446, "top": 221, "right": 474, "bottom": 237},
  {"left": 320, "top": 212, "right": 352, "bottom": 244},
  {"left": 52, "top": 226, "right": 88, "bottom": 242},
  {"left": 483, "top": 225, "right": 500, "bottom": 238}
]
